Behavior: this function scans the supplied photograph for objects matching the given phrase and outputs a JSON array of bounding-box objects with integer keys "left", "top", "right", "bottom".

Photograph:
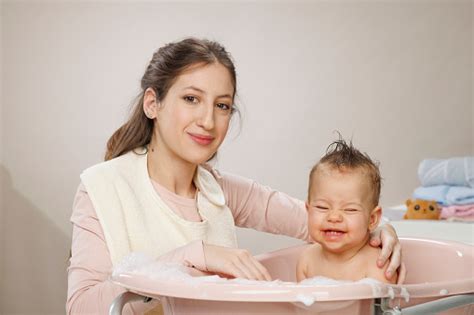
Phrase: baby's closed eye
[{"left": 344, "top": 208, "right": 359, "bottom": 212}]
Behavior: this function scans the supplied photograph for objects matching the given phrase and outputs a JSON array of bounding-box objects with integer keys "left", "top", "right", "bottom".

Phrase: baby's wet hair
[{"left": 309, "top": 136, "right": 382, "bottom": 207}]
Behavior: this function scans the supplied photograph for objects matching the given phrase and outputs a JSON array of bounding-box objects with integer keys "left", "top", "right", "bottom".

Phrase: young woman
[{"left": 67, "top": 38, "right": 404, "bottom": 314}]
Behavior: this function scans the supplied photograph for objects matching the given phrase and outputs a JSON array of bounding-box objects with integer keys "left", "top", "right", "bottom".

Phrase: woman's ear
[
  {"left": 368, "top": 206, "right": 382, "bottom": 232},
  {"left": 143, "top": 88, "right": 159, "bottom": 119}
]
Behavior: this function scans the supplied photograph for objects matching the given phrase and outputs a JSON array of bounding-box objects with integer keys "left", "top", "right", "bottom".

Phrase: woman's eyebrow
[
  {"left": 183, "top": 86, "right": 205, "bottom": 93},
  {"left": 183, "top": 86, "right": 232, "bottom": 99}
]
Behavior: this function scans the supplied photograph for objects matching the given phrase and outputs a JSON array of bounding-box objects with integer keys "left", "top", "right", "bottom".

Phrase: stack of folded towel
[{"left": 413, "top": 157, "right": 474, "bottom": 222}]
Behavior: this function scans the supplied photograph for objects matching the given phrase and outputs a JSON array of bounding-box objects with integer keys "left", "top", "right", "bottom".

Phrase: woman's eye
[
  {"left": 414, "top": 205, "right": 420, "bottom": 210},
  {"left": 184, "top": 96, "right": 198, "bottom": 103},
  {"left": 216, "top": 103, "right": 231, "bottom": 111}
]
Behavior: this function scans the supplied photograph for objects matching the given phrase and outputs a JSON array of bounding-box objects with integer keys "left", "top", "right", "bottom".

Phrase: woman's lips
[{"left": 188, "top": 133, "right": 215, "bottom": 145}]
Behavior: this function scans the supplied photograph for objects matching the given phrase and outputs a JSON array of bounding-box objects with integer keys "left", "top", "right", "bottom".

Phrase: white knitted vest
[{"left": 80, "top": 150, "right": 238, "bottom": 266}]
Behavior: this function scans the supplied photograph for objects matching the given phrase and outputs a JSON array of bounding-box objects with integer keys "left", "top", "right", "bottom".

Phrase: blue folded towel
[
  {"left": 446, "top": 186, "right": 474, "bottom": 205},
  {"left": 413, "top": 186, "right": 449, "bottom": 205},
  {"left": 418, "top": 157, "right": 474, "bottom": 188},
  {"left": 414, "top": 185, "right": 474, "bottom": 206}
]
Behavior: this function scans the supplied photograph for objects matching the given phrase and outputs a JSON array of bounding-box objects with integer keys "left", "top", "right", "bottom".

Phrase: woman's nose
[{"left": 197, "top": 104, "right": 215, "bottom": 130}]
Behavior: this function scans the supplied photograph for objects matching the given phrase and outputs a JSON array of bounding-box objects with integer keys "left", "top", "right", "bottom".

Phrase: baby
[{"left": 296, "top": 139, "right": 397, "bottom": 284}]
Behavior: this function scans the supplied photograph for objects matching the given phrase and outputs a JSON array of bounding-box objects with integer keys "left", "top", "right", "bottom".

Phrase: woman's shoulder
[
  {"left": 201, "top": 164, "right": 257, "bottom": 184},
  {"left": 82, "top": 150, "right": 145, "bottom": 177}
]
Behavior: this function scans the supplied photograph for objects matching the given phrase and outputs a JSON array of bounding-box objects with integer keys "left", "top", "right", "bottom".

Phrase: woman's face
[{"left": 153, "top": 62, "right": 234, "bottom": 165}]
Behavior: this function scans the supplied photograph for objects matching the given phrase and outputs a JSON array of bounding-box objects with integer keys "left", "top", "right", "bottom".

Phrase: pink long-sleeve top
[{"left": 67, "top": 168, "right": 308, "bottom": 314}]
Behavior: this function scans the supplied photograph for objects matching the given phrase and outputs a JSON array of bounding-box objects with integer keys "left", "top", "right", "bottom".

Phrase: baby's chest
[{"left": 309, "top": 261, "right": 367, "bottom": 281}]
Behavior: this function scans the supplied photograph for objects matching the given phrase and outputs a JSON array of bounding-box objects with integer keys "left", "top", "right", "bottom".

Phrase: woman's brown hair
[{"left": 104, "top": 37, "right": 237, "bottom": 161}]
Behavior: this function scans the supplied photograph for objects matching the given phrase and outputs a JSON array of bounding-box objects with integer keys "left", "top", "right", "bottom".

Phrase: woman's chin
[{"left": 183, "top": 153, "right": 217, "bottom": 165}]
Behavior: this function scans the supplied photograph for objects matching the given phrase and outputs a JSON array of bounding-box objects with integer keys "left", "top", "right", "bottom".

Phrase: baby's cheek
[
  {"left": 348, "top": 217, "right": 370, "bottom": 238},
  {"left": 308, "top": 212, "right": 321, "bottom": 227},
  {"left": 308, "top": 213, "right": 323, "bottom": 238}
]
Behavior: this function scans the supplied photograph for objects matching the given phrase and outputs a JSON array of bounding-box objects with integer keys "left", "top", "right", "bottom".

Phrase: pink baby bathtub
[{"left": 110, "top": 237, "right": 474, "bottom": 314}]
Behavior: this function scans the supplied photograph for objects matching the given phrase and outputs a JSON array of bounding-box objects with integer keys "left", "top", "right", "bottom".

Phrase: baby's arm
[{"left": 366, "top": 247, "right": 398, "bottom": 284}]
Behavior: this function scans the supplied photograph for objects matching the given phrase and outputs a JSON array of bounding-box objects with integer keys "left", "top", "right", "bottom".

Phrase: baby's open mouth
[{"left": 322, "top": 229, "right": 346, "bottom": 236}]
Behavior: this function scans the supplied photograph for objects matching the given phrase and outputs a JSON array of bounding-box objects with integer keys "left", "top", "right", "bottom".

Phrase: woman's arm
[
  {"left": 66, "top": 184, "right": 207, "bottom": 314},
  {"left": 213, "top": 170, "right": 310, "bottom": 241}
]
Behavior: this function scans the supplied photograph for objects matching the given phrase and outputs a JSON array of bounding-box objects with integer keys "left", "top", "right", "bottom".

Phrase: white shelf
[
  {"left": 385, "top": 204, "right": 474, "bottom": 245},
  {"left": 390, "top": 221, "right": 473, "bottom": 245},
  {"left": 384, "top": 204, "right": 407, "bottom": 221}
]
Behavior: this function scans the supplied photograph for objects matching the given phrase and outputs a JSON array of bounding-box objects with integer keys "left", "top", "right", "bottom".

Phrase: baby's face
[{"left": 306, "top": 166, "right": 376, "bottom": 253}]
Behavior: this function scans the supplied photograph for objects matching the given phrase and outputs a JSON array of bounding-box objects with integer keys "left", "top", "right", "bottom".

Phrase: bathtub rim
[{"left": 111, "top": 237, "right": 474, "bottom": 303}]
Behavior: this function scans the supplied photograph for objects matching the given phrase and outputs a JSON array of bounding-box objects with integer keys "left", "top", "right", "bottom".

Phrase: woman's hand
[
  {"left": 369, "top": 223, "right": 406, "bottom": 284},
  {"left": 203, "top": 244, "right": 272, "bottom": 281}
]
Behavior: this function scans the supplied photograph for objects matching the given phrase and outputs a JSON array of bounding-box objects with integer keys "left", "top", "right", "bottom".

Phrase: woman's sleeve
[
  {"left": 66, "top": 183, "right": 207, "bottom": 314},
  {"left": 211, "top": 169, "right": 311, "bottom": 242}
]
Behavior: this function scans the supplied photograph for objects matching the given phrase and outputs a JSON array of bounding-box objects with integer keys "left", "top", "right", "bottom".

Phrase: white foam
[
  {"left": 400, "top": 287, "right": 410, "bottom": 303},
  {"left": 440, "top": 289, "right": 449, "bottom": 295},
  {"left": 387, "top": 286, "right": 395, "bottom": 299},
  {"left": 296, "top": 294, "right": 315, "bottom": 306},
  {"left": 359, "top": 278, "right": 384, "bottom": 296},
  {"left": 112, "top": 252, "right": 155, "bottom": 277},
  {"left": 113, "top": 253, "right": 293, "bottom": 286},
  {"left": 112, "top": 252, "right": 207, "bottom": 284}
]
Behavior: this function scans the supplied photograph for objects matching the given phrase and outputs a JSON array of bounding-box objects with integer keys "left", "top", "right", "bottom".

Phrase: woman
[{"left": 67, "top": 38, "right": 404, "bottom": 314}]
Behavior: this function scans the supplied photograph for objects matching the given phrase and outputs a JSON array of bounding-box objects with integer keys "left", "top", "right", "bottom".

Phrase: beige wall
[
  {"left": 0, "top": 1, "right": 4, "bottom": 312},
  {"left": 1, "top": 1, "right": 472, "bottom": 314}
]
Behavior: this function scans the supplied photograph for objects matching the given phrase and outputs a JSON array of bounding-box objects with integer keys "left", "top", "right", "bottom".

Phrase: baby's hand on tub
[
  {"left": 369, "top": 223, "right": 406, "bottom": 284},
  {"left": 203, "top": 244, "right": 272, "bottom": 281}
]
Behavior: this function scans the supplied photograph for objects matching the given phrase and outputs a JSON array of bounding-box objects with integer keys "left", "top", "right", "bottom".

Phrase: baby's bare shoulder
[
  {"left": 302, "top": 243, "right": 321, "bottom": 257},
  {"left": 362, "top": 245, "right": 397, "bottom": 284},
  {"left": 362, "top": 244, "right": 382, "bottom": 260},
  {"left": 298, "top": 244, "right": 322, "bottom": 264},
  {"left": 296, "top": 244, "right": 324, "bottom": 281}
]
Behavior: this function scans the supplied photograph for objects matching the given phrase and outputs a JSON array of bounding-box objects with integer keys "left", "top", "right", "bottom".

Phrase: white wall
[{"left": 1, "top": 1, "right": 472, "bottom": 314}]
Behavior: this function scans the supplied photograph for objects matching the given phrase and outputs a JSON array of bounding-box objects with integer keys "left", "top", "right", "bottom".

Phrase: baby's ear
[
  {"left": 305, "top": 202, "right": 310, "bottom": 212},
  {"left": 369, "top": 206, "right": 382, "bottom": 231}
]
